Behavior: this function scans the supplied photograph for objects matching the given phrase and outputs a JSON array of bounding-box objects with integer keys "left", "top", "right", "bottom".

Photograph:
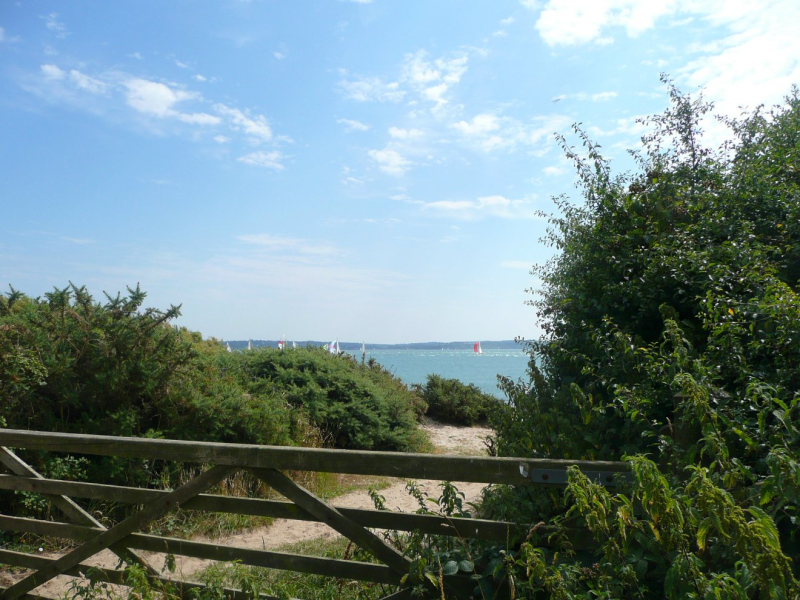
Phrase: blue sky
[{"left": 2, "top": 1, "right": 798, "bottom": 343}]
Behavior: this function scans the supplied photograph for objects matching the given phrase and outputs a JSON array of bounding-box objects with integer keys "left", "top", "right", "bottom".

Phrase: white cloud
[
  {"left": 368, "top": 148, "right": 411, "bottom": 176},
  {"left": 423, "top": 195, "right": 541, "bottom": 220},
  {"left": 678, "top": 0, "right": 800, "bottom": 118},
  {"left": 550, "top": 91, "right": 617, "bottom": 102},
  {"left": 238, "top": 234, "right": 340, "bottom": 256},
  {"left": 214, "top": 135, "right": 231, "bottom": 143},
  {"left": 0, "top": 26, "right": 21, "bottom": 43},
  {"left": 338, "top": 70, "right": 405, "bottom": 102},
  {"left": 532, "top": 0, "right": 680, "bottom": 47},
  {"left": 41, "top": 64, "right": 65, "bottom": 80},
  {"left": 528, "top": 0, "right": 800, "bottom": 119},
  {"left": 451, "top": 113, "right": 500, "bottom": 136},
  {"left": 175, "top": 60, "right": 190, "bottom": 69},
  {"left": 493, "top": 29, "right": 509, "bottom": 37},
  {"left": 124, "top": 78, "right": 220, "bottom": 125},
  {"left": 501, "top": 260, "right": 533, "bottom": 269},
  {"left": 338, "top": 118, "right": 370, "bottom": 132},
  {"left": 388, "top": 127, "right": 423, "bottom": 139},
  {"left": 43, "top": 13, "right": 68, "bottom": 38},
  {"left": 451, "top": 112, "right": 570, "bottom": 153},
  {"left": 69, "top": 70, "right": 107, "bottom": 94},
  {"left": 128, "top": 52, "right": 143, "bottom": 60},
  {"left": 273, "top": 51, "right": 286, "bottom": 60},
  {"left": 125, "top": 78, "right": 195, "bottom": 117},
  {"left": 591, "top": 91, "right": 617, "bottom": 101},
  {"left": 500, "top": 16, "right": 516, "bottom": 25},
  {"left": 193, "top": 74, "right": 207, "bottom": 82},
  {"left": 214, "top": 104, "right": 272, "bottom": 141},
  {"left": 401, "top": 50, "right": 468, "bottom": 109},
  {"left": 543, "top": 165, "right": 565, "bottom": 176},
  {"left": 237, "top": 150, "right": 285, "bottom": 170}
]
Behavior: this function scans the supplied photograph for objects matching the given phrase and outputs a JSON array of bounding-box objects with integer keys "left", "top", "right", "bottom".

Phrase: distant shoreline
[{"left": 224, "top": 339, "right": 525, "bottom": 351}]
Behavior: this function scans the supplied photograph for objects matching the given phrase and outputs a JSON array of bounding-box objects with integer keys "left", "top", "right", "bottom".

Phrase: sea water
[{"left": 355, "top": 348, "right": 530, "bottom": 398}]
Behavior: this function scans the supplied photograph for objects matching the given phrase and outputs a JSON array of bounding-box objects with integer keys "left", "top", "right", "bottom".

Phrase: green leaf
[
  {"left": 458, "top": 560, "right": 475, "bottom": 572},
  {"left": 747, "top": 506, "right": 781, "bottom": 551},
  {"left": 696, "top": 517, "right": 711, "bottom": 551},
  {"left": 442, "top": 561, "right": 459, "bottom": 576}
]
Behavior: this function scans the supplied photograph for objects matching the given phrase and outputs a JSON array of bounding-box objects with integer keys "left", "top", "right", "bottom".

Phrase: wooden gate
[{"left": 0, "top": 429, "right": 629, "bottom": 599}]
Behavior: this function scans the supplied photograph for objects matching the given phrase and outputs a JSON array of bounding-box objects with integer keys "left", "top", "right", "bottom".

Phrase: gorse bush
[
  {"left": 482, "top": 80, "right": 800, "bottom": 598},
  {"left": 415, "top": 373, "right": 501, "bottom": 425},
  {"left": 0, "top": 284, "right": 427, "bottom": 524},
  {"left": 243, "top": 345, "right": 427, "bottom": 451}
]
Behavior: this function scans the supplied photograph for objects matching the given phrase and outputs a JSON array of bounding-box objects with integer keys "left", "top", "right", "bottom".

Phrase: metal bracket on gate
[{"left": 528, "top": 468, "right": 631, "bottom": 488}]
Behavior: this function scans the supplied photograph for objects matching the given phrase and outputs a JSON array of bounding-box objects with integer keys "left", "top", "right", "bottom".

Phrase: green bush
[
  {"left": 416, "top": 374, "right": 500, "bottom": 426},
  {"left": 481, "top": 81, "right": 800, "bottom": 598},
  {"left": 242, "top": 346, "right": 428, "bottom": 451}
]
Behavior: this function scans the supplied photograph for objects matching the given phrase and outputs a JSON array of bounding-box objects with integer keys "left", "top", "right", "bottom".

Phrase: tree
[{"left": 488, "top": 80, "right": 800, "bottom": 598}]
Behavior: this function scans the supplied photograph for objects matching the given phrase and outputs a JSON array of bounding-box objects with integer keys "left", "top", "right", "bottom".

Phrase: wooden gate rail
[{"left": 0, "top": 429, "right": 629, "bottom": 600}]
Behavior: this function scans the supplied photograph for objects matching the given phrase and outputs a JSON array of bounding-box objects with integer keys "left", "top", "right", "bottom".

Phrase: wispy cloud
[
  {"left": 238, "top": 234, "right": 340, "bottom": 256},
  {"left": 0, "top": 26, "right": 21, "bottom": 44},
  {"left": 42, "top": 13, "right": 68, "bottom": 39},
  {"left": 125, "top": 78, "right": 220, "bottom": 124},
  {"left": 337, "top": 70, "right": 405, "bottom": 102},
  {"left": 501, "top": 260, "right": 533, "bottom": 270},
  {"left": 422, "top": 194, "right": 542, "bottom": 220},
  {"left": 528, "top": 0, "right": 800, "bottom": 118},
  {"left": 550, "top": 91, "right": 617, "bottom": 102},
  {"left": 451, "top": 112, "right": 571, "bottom": 153},
  {"left": 338, "top": 118, "right": 370, "bottom": 132},
  {"left": 388, "top": 127, "right": 423, "bottom": 139},
  {"left": 214, "top": 103, "right": 272, "bottom": 141},
  {"left": 368, "top": 148, "right": 411, "bottom": 176},
  {"left": 237, "top": 150, "right": 285, "bottom": 170}
]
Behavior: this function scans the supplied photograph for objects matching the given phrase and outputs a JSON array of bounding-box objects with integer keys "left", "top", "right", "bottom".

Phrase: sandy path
[{"left": 11, "top": 419, "right": 493, "bottom": 597}]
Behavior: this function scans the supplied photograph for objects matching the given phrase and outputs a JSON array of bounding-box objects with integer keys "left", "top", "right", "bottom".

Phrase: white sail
[
  {"left": 473, "top": 341, "right": 483, "bottom": 355},
  {"left": 248, "top": 340, "right": 252, "bottom": 351},
  {"left": 226, "top": 342, "right": 232, "bottom": 353}
]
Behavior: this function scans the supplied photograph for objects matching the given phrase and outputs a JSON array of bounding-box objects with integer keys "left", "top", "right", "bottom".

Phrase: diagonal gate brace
[
  {"left": 0, "top": 463, "right": 235, "bottom": 600},
  {"left": 250, "top": 468, "right": 411, "bottom": 577},
  {"left": 0, "top": 446, "right": 157, "bottom": 575}
]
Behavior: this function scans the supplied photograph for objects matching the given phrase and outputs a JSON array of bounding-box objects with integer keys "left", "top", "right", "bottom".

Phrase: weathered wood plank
[
  {"left": 0, "top": 429, "right": 628, "bottom": 486},
  {"left": 0, "top": 448, "right": 158, "bottom": 577},
  {"left": 251, "top": 468, "right": 410, "bottom": 575},
  {"left": 0, "top": 549, "right": 283, "bottom": 600},
  {"left": 0, "top": 475, "right": 516, "bottom": 541},
  {"left": 0, "top": 516, "right": 401, "bottom": 585},
  {"left": 0, "top": 465, "right": 234, "bottom": 600},
  {"left": 126, "top": 534, "right": 401, "bottom": 585}
]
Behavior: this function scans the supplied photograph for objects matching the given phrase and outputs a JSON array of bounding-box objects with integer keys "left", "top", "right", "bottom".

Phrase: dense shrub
[
  {"left": 0, "top": 284, "right": 427, "bottom": 507},
  {"left": 242, "top": 346, "right": 428, "bottom": 451},
  {"left": 415, "top": 374, "right": 500, "bottom": 425},
  {"left": 480, "top": 82, "right": 800, "bottom": 598}
]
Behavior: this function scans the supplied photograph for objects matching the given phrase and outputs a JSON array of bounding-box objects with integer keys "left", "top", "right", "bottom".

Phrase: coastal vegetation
[
  {"left": 414, "top": 374, "right": 501, "bottom": 426},
  {"left": 0, "top": 285, "right": 426, "bottom": 523},
  {"left": 482, "top": 81, "right": 800, "bottom": 597},
  {"left": 4, "top": 81, "right": 800, "bottom": 599}
]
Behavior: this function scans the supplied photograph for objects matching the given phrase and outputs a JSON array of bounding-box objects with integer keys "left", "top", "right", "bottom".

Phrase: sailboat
[
  {"left": 247, "top": 340, "right": 252, "bottom": 351},
  {"left": 473, "top": 341, "right": 483, "bottom": 355},
  {"left": 226, "top": 342, "right": 232, "bottom": 353},
  {"left": 278, "top": 334, "right": 286, "bottom": 350},
  {"left": 328, "top": 340, "right": 337, "bottom": 355},
  {"left": 361, "top": 341, "right": 366, "bottom": 363},
  {"left": 292, "top": 340, "right": 297, "bottom": 349}
]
